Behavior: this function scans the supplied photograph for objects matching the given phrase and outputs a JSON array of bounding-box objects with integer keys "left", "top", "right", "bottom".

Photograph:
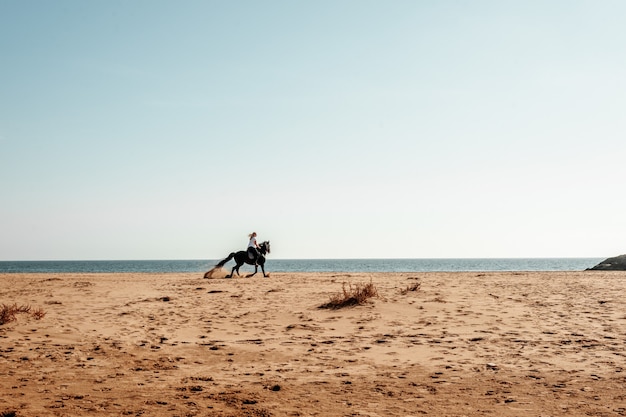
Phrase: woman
[{"left": 247, "top": 232, "right": 260, "bottom": 261}]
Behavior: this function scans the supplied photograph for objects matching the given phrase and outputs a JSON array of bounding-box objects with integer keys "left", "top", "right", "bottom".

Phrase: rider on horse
[
  {"left": 247, "top": 232, "right": 260, "bottom": 264},
  {"left": 204, "top": 235, "right": 271, "bottom": 279}
]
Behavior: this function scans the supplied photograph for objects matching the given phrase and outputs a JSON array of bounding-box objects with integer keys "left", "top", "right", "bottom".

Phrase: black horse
[{"left": 204, "top": 241, "right": 271, "bottom": 279}]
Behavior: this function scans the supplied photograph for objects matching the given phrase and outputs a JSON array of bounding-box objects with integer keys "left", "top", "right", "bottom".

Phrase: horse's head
[{"left": 260, "top": 241, "right": 271, "bottom": 255}]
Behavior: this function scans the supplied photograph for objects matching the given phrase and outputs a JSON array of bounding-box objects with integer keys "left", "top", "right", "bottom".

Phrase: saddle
[{"left": 247, "top": 247, "right": 259, "bottom": 262}]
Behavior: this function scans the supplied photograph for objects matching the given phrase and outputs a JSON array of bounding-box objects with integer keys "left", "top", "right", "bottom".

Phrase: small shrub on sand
[
  {"left": 400, "top": 280, "right": 421, "bottom": 295},
  {"left": 0, "top": 304, "right": 45, "bottom": 325},
  {"left": 32, "top": 307, "right": 46, "bottom": 320},
  {"left": 0, "top": 306, "right": 12, "bottom": 325},
  {"left": 320, "top": 280, "right": 379, "bottom": 309},
  {"left": 1, "top": 304, "right": 25, "bottom": 325}
]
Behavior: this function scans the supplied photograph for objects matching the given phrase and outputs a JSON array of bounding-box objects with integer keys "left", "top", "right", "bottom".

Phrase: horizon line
[{"left": 0, "top": 256, "right": 608, "bottom": 262}]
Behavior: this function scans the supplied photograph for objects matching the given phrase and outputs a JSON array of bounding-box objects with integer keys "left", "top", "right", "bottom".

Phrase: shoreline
[
  {"left": 0, "top": 258, "right": 604, "bottom": 274},
  {"left": 2, "top": 271, "right": 625, "bottom": 416}
]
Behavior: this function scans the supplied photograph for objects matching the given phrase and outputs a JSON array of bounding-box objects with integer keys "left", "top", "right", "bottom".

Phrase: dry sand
[{"left": 1, "top": 271, "right": 626, "bottom": 416}]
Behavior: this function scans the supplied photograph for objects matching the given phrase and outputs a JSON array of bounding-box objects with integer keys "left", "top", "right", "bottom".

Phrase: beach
[{"left": 1, "top": 271, "right": 625, "bottom": 416}]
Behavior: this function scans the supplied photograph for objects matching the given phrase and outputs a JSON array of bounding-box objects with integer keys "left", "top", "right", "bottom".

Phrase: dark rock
[{"left": 586, "top": 254, "right": 626, "bottom": 271}]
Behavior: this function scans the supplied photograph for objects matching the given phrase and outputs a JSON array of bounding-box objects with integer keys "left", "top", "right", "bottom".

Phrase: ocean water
[{"left": 0, "top": 258, "right": 603, "bottom": 274}]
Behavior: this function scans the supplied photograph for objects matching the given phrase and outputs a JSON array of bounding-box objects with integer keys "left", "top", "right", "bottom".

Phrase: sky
[{"left": 1, "top": 0, "right": 625, "bottom": 261}]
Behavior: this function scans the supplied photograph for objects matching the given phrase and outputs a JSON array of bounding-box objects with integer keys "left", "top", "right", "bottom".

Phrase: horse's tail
[
  {"left": 216, "top": 252, "right": 236, "bottom": 268},
  {"left": 204, "top": 252, "right": 235, "bottom": 278},
  {"left": 203, "top": 252, "right": 236, "bottom": 279}
]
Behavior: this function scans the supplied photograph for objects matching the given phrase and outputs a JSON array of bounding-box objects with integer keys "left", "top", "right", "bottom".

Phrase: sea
[{"left": 0, "top": 258, "right": 603, "bottom": 274}]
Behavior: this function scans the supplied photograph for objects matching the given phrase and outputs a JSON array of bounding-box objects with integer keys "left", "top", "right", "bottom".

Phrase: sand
[{"left": 1, "top": 270, "right": 626, "bottom": 416}]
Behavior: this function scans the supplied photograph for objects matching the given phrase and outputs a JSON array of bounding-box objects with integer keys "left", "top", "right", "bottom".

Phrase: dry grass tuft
[
  {"left": 32, "top": 307, "right": 46, "bottom": 320},
  {"left": 0, "top": 304, "right": 45, "bottom": 325},
  {"left": 320, "top": 280, "right": 379, "bottom": 309},
  {"left": 400, "top": 280, "right": 422, "bottom": 295}
]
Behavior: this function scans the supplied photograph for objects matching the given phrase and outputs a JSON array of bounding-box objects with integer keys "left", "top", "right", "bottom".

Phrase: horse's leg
[
  {"left": 261, "top": 263, "right": 268, "bottom": 278},
  {"left": 226, "top": 265, "right": 237, "bottom": 278},
  {"left": 246, "top": 265, "right": 258, "bottom": 278},
  {"left": 234, "top": 262, "right": 244, "bottom": 277}
]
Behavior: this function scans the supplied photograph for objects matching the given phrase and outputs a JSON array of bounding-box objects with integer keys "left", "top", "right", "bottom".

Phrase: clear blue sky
[{"left": 1, "top": 1, "right": 624, "bottom": 260}]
